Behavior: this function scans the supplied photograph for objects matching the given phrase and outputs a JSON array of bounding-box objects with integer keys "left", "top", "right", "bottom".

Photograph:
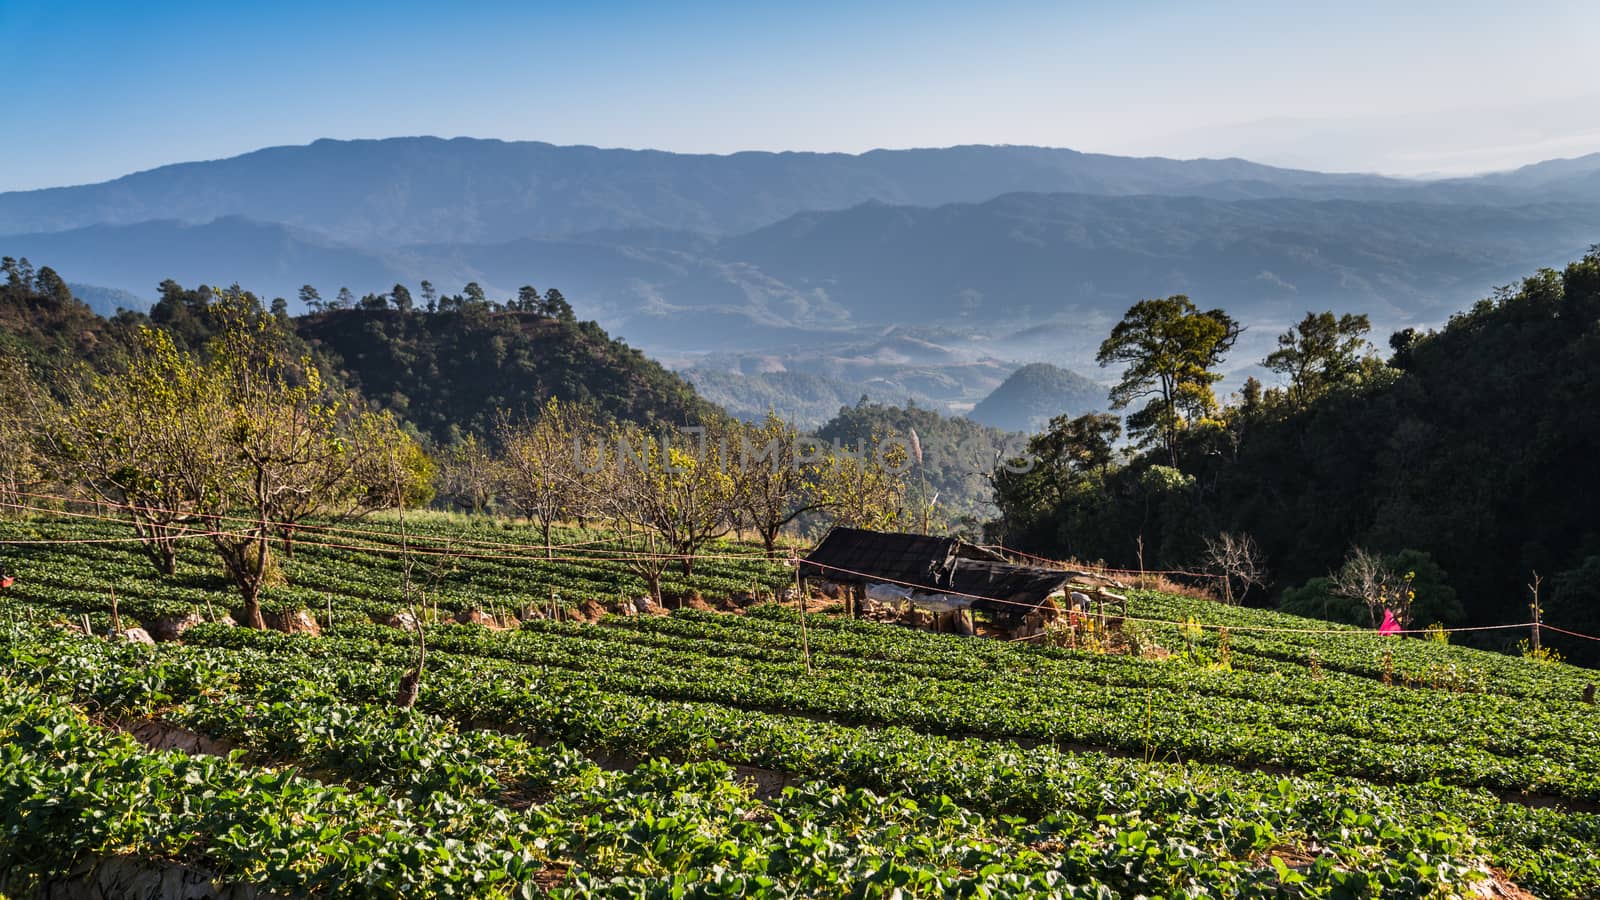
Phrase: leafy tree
[
  {"left": 991, "top": 412, "right": 1120, "bottom": 548},
  {"left": 540, "top": 288, "right": 574, "bottom": 321},
  {"left": 730, "top": 413, "right": 822, "bottom": 554},
  {"left": 437, "top": 434, "right": 501, "bottom": 515},
  {"left": 1097, "top": 295, "right": 1238, "bottom": 465},
  {"left": 606, "top": 421, "right": 738, "bottom": 579},
  {"left": 298, "top": 285, "right": 323, "bottom": 312},
  {"left": 0, "top": 357, "right": 57, "bottom": 512},
  {"left": 810, "top": 433, "right": 909, "bottom": 531},
  {"left": 203, "top": 290, "right": 424, "bottom": 627},
  {"left": 32, "top": 267, "right": 72, "bottom": 305},
  {"left": 419, "top": 280, "right": 437, "bottom": 313},
  {"left": 52, "top": 327, "right": 232, "bottom": 575},
  {"left": 390, "top": 283, "right": 414, "bottom": 314},
  {"left": 333, "top": 287, "right": 354, "bottom": 310},
  {"left": 495, "top": 399, "right": 592, "bottom": 554},
  {"left": 1283, "top": 548, "right": 1459, "bottom": 628},
  {"left": 1264, "top": 311, "right": 1373, "bottom": 409},
  {"left": 516, "top": 285, "right": 541, "bottom": 312}
]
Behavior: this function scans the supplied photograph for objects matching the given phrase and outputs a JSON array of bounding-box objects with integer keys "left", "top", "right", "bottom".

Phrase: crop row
[{"left": 0, "top": 626, "right": 1504, "bottom": 898}]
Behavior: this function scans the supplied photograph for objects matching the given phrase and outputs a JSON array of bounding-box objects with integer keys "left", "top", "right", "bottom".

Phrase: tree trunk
[{"left": 239, "top": 583, "right": 266, "bottom": 629}]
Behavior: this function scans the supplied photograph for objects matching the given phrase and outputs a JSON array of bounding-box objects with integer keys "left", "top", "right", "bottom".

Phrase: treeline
[
  {"left": 434, "top": 407, "right": 914, "bottom": 599},
  {"left": 994, "top": 249, "right": 1600, "bottom": 658},
  {"left": 133, "top": 277, "right": 713, "bottom": 443}
]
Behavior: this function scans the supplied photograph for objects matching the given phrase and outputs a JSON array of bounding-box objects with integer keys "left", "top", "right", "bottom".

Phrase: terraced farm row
[{"left": 3, "top": 513, "right": 1599, "bottom": 897}]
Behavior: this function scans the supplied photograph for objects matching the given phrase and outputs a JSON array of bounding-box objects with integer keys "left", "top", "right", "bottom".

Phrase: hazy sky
[{"left": 4, "top": 0, "right": 1598, "bottom": 190}]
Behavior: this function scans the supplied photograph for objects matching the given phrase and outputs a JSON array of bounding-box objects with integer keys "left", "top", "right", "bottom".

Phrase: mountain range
[{"left": 3, "top": 137, "right": 1598, "bottom": 424}]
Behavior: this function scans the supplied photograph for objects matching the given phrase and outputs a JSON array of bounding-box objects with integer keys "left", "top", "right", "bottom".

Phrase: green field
[{"left": 3, "top": 514, "right": 1600, "bottom": 897}]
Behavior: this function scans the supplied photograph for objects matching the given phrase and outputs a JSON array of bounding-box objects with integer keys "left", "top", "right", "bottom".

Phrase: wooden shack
[{"left": 800, "top": 527, "right": 1125, "bottom": 637}]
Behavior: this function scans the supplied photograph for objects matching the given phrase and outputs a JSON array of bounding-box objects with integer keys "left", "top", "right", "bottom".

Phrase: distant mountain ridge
[
  {"left": 3, "top": 136, "right": 1599, "bottom": 379},
  {"left": 0, "top": 136, "right": 1419, "bottom": 245}
]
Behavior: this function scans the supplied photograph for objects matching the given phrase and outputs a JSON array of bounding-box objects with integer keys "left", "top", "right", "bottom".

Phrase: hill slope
[
  {"left": 967, "top": 363, "right": 1107, "bottom": 433},
  {"left": 296, "top": 306, "right": 715, "bottom": 443}
]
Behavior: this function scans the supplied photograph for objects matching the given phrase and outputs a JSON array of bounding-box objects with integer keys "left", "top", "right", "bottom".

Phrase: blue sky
[{"left": 4, "top": 0, "right": 1598, "bottom": 190}]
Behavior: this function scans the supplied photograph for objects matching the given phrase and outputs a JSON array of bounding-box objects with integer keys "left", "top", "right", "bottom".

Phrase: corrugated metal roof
[
  {"left": 948, "top": 559, "right": 1072, "bottom": 613},
  {"left": 801, "top": 528, "right": 1075, "bottom": 615},
  {"left": 799, "top": 527, "right": 958, "bottom": 590}
]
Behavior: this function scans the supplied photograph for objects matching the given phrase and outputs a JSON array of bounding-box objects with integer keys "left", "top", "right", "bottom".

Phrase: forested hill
[
  {"left": 997, "top": 249, "right": 1600, "bottom": 658},
  {"left": 1, "top": 263, "right": 717, "bottom": 446},
  {"left": 0, "top": 258, "right": 129, "bottom": 369},
  {"left": 295, "top": 304, "right": 714, "bottom": 443},
  {"left": 966, "top": 362, "right": 1106, "bottom": 433}
]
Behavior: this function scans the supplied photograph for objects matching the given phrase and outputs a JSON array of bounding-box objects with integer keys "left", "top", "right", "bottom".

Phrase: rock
[
  {"left": 119, "top": 627, "right": 156, "bottom": 645},
  {"left": 374, "top": 610, "right": 419, "bottom": 632},
  {"left": 456, "top": 609, "right": 498, "bottom": 628},
  {"left": 580, "top": 598, "right": 608, "bottom": 621},
  {"left": 146, "top": 612, "right": 205, "bottom": 642},
  {"left": 262, "top": 608, "right": 321, "bottom": 635},
  {"left": 608, "top": 598, "right": 637, "bottom": 616},
  {"left": 683, "top": 591, "right": 713, "bottom": 612}
]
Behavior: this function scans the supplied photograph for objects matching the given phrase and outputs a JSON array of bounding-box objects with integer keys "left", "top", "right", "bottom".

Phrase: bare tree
[
  {"left": 1201, "top": 531, "right": 1267, "bottom": 604},
  {"left": 437, "top": 434, "right": 501, "bottom": 515},
  {"left": 1330, "top": 547, "right": 1414, "bottom": 627}
]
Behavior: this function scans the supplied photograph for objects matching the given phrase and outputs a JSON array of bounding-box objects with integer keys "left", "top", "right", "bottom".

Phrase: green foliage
[
  {"left": 1263, "top": 311, "right": 1375, "bottom": 409},
  {"left": 11, "top": 523, "right": 1600, "bottom": 895},
  {"left": 1097, "top": 295, "right": 1239, "bottom": 463},
  {"left": 1008, "top": 251, "right": 1600, "bottom": 657},
  {"left": 814, "top": 398, "right": 1020, "bottom": 525},
  {"left": 296, "top": 304, "right": 713, "bottom": 444},
  {"left": 1281, "top": 550, "right": 1462, "bottom": 629}
]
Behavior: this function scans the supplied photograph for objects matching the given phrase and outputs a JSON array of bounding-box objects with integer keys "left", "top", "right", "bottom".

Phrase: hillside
[
  {"left": 967, "top": 362, "right": 1107, "bottom": 433},
  {"left": 720, "top": 193, "right": 1600, "bottom": 325},
  {"left": 296, "top": 305, "right": 715, "bottom": 443},
  {"left": 0, "top": 259, "right": 129, "bottom": 369},
  {"left": 814, "top": 399, "right": 1022, "bottom": 523},
  {"left": 12, "top": 192, "right": 1596, "bottom": 366},
  {"left": 3, "top": 513, "right": 1600, "bottom": 896},
  {"left": 996, "top": 250, "right": 1600, "bottom": 660}
]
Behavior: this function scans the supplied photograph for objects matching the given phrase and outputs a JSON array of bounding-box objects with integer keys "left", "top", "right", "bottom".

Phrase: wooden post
[
  {"left": 109, "top": 586, "right": 120, "bottom": 634},
  {"left": 792, "top": 549, "right": 811, "bottom": 675},
  {"left": 1528, "top": 571, "right": 1544, "bottom": 654},
  {"left": 325, "top": 594, "right": 334, "bottom": 630}
]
